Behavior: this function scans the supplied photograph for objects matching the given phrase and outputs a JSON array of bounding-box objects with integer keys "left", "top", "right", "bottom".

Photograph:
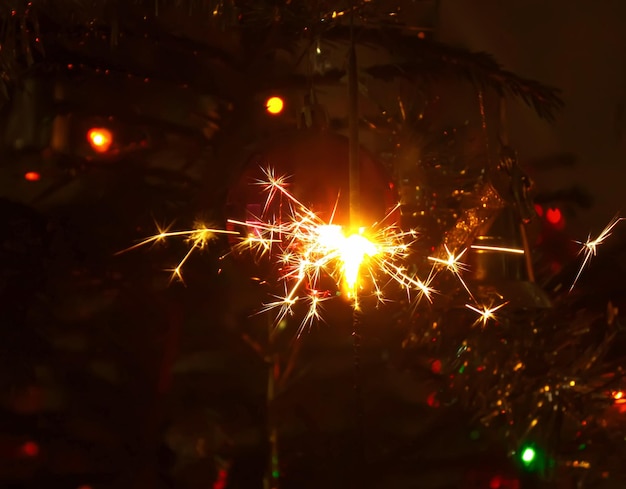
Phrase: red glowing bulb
[
  {"left": 426, "top": 391, "right": 440, "bottom": 408},
  {"left": 87, "top": 127, "right": 113, "bottom": 153},
  {"left": 490, "top": 475, "right": 502, "bottom": 489},
  {"left": 430, "top": 359, "right": 442, "bottom": 374},
  {"left": 546, "top": 207, "right": 562, "bottom": 225},
  {"left": 20, "top": 441, "right": 39, "bottom": 457},
  {"left": 24, "top": 171, "right": 41, "bottom": 181}
]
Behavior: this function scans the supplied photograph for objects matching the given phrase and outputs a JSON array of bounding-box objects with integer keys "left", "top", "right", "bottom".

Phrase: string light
[
  {"left": 546, "top": 207, "right": 562, "bottom": 225},
  {"left": 612, "top": 390, "right": 626, "bottom": 404},
  {"left": 520, "top": 446, "right": 536, "bottom": 464},
  {"left": 87, "top": 127, "right": 114, "bottom": 153},
  {"left": 265, "top": 96, "right": 284, "bottom": 115}
]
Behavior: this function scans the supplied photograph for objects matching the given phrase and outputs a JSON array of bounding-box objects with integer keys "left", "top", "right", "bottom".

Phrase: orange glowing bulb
[
  {"left": 87, "top": 127, "right": 113, "bottom": 153},
  {"left": 613, "top": 391, "right": 624, "bottom": 400},
  {"left": 265, "top": 96, "right": 284, "bottom": 115},
  {"left": 24, "top": 171, "right": 41, "bottom": 181}
]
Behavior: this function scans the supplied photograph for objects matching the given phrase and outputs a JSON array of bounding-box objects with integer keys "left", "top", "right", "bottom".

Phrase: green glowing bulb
[{"left": 521, "top": 447, "right": 536, "bottom": 464}]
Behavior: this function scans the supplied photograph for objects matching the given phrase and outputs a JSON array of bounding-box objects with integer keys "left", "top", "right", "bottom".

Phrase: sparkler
[
  {"left": 570, "top": 215, "right": 624, "bottom": 292},
  {"left": 116, "top": 221, "right": 239, "bottom": 283},
  {"left": 118, "top": 167, "right": 537, "bottom": 336},
  {"left": 230, "top": 167, "right": 430, "bottom": 335},
  {"left": 118, "top": 167, "right": 435, "bottom": 333},
  {"left": 465, "top": 301, "right": 508, "bottom": 328},
  {"left": 428, "top": 245, "right": 473, "bottom": 299}
]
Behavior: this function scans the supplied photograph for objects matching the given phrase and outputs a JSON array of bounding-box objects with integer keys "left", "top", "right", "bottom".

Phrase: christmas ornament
[
  {"left": 226, "top": 131, "right": 396, "bottom": 228},
  {"left": 461, "top": 137, "right": 551, "bottom": 312},
  {"left": 465, "top": 206, "right": 551, "bottom": 311}
]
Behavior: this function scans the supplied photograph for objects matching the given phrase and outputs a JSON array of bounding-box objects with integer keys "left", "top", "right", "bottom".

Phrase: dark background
[
  {"left": 1, "top": 2, "right": 626, "bottom": 489},
  {"left": 438, "top": 0, "right": 626, "bottom": 235}
]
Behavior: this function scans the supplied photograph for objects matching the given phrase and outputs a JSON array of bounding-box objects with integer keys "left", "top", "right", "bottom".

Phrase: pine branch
[
  {"left": 1, "top": 2, "right": 562, "bottom": 122},
  {"left": 322, "top": 25, "right": 563, "bottom": 121}
]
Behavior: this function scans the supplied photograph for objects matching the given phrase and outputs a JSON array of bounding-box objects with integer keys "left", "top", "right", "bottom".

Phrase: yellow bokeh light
[{"left": 265, "top": 96, "right": 284, "bottom": 115}]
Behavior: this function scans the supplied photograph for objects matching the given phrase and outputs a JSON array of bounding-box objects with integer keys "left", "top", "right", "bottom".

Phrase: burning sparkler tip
[{"left": 465, "top": 301, "right": 508, "bottom": 327}]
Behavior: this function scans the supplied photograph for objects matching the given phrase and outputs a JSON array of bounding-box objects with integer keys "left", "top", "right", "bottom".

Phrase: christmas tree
[{"left": 1, "top": 2, "right": 625, "bottom": 489}]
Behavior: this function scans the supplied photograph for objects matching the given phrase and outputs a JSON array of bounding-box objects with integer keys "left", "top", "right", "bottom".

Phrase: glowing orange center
[{"left": 87, "top": 128, "right": 113, "bottom": 153}]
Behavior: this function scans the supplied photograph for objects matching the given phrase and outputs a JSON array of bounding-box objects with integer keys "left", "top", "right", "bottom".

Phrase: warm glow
[
  {"left": 316, "top": 226, "right": 379, "bottom": 296},
  {"left": 225, "top": 167, "right": 431, "bottom": 332},
  {"left": 265, "top": 96, "right": 284, "bottom": 115},
  {"left": 613, "top": 390, "right": 625, "bottom": 403},
  {"left": 24, "top": 171, "right": 41, "bottom": 181},
  {"left": 87, "top": 127, "right": 113, "bottom": 153}
]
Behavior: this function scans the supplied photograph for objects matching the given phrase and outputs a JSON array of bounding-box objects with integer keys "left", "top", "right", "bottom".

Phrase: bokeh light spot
[
  {"left": 546, "top": 208, "right": 562, "bottom": 225},
  {"left": 490, "top": 475, "right": 502, "bottom": 489},
  {"left": 265, "top": 96, "right": 284, "bottom": 115},
  {"left": 87, "top": 127, "right": 113, "bottom": 153},
  {"left": 521, "top": 446, "right": 536, "bottom": 464},
  {"left": 20, "top": 441, "right": 39, "bottom": 457},
  {"left": 430, "top": 359, "right": 442, "bottom": 374}
]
